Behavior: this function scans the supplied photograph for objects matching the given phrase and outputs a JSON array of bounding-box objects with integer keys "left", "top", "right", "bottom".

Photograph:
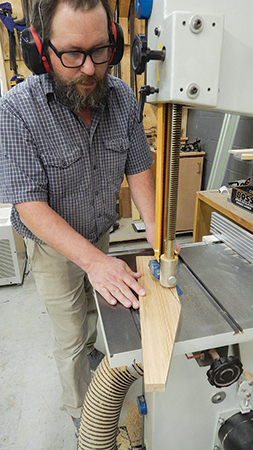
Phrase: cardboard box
[{"left": 231, "top": 185, "right": 253, "bottom": 212}]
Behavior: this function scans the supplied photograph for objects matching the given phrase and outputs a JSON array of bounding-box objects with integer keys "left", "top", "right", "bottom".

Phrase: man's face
[{"left": 48, "top": 2, "right": 110, "bottom": 111}]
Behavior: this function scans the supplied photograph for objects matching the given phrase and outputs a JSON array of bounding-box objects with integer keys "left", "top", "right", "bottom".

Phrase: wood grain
[
  {"left": 119, "top": 0, "right": 131, "bottom": 17},
  {"left": 137, "top": 256, "right": 181, "bottom": 392}
]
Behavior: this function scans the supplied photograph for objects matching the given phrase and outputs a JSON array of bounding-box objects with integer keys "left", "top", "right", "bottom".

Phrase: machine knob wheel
[
  {"left": 207, "top": 356, "right": 243, "bottom": 387},
  {"left": 131, "top": 34, "right": 148, "bottom": 75},
  {"left": 131, "top": 34, "right": 166, "bottom": 75}
]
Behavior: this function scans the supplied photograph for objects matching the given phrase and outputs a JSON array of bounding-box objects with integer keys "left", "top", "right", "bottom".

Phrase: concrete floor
[
  {"left": 0, "top": 271, "right": 80, "bottom": 449},
  {"left": 0, "top": 219, "right": 192, "bottom": 450}
]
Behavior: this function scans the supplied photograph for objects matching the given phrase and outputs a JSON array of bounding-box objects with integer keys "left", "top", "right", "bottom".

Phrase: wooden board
[
  {"left": 119, "top": 0, "right": 131, "bottom": 17},
  {"left": 229, "top": 148, "right": 253, "bottom": 161},
  {"left": 241, "top": 154, "right": 253, "bottom": 160},
  {"left": 137, "top": 256, "right": 181, "bottom": 392}
]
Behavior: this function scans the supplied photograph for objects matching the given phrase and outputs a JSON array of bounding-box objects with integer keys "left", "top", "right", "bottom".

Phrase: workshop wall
[
  {"left": 187, "top": 109, "right": 253, "bottom": 189},
  {"left": 0, "top": 0, "right": 32, "bottom": 92}
]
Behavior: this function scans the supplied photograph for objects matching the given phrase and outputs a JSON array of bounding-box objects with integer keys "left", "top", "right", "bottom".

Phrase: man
[{"left": 0, "top": 0, "right": 155, "bottom": 431}]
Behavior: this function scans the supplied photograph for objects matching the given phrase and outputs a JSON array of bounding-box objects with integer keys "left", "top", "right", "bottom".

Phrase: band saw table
[{"left": 95, "top": 214, "right": 253, "bottom": 450}]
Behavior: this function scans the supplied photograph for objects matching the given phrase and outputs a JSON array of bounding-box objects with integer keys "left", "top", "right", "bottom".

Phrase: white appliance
[{"left": 0, "top": 207, "right": 26, "bottom": 286}]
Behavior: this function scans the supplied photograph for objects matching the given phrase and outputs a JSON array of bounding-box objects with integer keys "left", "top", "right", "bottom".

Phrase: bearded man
[{"left": 0, "top": 0, "right": 155, "bottom": 434}]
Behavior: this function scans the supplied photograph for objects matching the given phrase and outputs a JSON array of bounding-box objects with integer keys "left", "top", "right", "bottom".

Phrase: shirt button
[
  {"left": 62, "top": 160, "right": 67, "bottom": 167},
  {"left": 95, "top": 191, "right": 99, "bottom": 196}
]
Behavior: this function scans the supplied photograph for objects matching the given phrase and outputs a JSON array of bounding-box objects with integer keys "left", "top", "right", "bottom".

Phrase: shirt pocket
[
  {"left": 40, "top": 148, "right": 90, "bottom": 198},
  {"left": 103, "top": 137, "right": 129, "bottom": 187},
  {"left": 41, "top": 148, "right": 82, "bottom": 169}
]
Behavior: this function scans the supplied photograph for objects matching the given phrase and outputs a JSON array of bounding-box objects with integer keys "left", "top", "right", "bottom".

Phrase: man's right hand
[{"left": 87, "top": 253, "right": 146, "bottom": 309}]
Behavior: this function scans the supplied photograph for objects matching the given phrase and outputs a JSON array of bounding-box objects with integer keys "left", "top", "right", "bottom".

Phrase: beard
[{"left": 50, "top": 70, "right": 109, "bottom": 112}]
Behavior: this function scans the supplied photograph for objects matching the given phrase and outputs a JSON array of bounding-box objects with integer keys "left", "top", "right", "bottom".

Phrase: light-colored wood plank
[
  {"left": 119, "top": 0, "right": 131, "bottom": 17},
  {"left": 109, "top": 0, "right": 117, "bottom": 14},
  {"left": 137, "top": 256, "right": 181, "bottom": 392},
  {"left": 134, "top": 18, "right": 145, "bottom": 35},
  {"left": 241, "top": 154, "right": 253, "bottom": 160},
  {"left": 181, "top": 106, "right": 188, "bottom": 138},
  {"left": 119, "top": 17, "right": 129, "bottom": 45},
  {"left": 131, "top": 199, "right": 140, "bottom": 220},
  {"left": 229, "top": 149, "right": 253, "bottom": 154}
]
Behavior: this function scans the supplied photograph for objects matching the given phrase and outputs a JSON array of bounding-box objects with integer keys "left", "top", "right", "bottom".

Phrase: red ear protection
[
  {"left": 109, "top": 22, "right": 124, "bottom": 66},
  {"left": 30, "top": 26, "right": 50, "bottom": 73},
  {"left": 20, "top": 26, "right": 50, "bottom": 74},
  {"left": 20, "top": 22, "right": 124, "bottom": 75}
]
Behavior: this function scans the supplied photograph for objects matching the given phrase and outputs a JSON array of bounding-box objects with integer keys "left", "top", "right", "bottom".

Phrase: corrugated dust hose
[{"left": 78, "top": 355, "right": 144, "bottom": 450}]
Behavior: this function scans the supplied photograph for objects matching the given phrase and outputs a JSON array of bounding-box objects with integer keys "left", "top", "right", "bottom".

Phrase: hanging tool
[{"left": 0, "top": 2, "right": 26, "bottom": 85}]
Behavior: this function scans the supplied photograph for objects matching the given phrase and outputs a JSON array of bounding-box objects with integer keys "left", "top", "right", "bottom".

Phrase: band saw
[{"left": 95, "top": 1, "right": 253, "bottom": 449}]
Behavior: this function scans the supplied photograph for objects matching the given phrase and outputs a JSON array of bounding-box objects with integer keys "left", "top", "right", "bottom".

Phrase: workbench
[{"left": 193, "top": 189, "right": 253, "bottom": 242}]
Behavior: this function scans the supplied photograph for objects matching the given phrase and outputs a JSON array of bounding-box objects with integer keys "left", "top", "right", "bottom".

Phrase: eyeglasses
[{"left": 48, "top": 41, "right": 115, "bottom": 68}]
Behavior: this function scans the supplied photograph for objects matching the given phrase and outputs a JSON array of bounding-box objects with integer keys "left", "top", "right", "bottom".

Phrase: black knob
[
  {"left": 207, "top": 356, "right": 243, "bottom": 388},
  {"left": 131, "top": 34, "right": 166, "bottom": 75}
]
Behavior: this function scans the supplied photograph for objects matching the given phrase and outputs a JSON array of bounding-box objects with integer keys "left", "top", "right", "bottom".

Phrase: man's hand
[{"left": 87, "top": 254, "right": 145, "bottom": 309}]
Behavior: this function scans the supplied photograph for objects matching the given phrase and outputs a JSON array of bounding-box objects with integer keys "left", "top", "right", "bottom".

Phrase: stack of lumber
[{"left": 229, "top": 149, "right": 253, "bottom": 160}]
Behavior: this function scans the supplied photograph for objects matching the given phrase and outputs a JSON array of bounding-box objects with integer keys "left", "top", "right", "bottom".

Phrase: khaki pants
[{"left": 26, "top": 232, "right": 109, "bottom": 418}]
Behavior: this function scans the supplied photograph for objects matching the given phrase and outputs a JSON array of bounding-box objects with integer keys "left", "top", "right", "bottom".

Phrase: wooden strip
[
  {"left": 181, "top": 106, "right": 188, "bottom": 138},
  {"left": 229, "top": 149, "right": 253, "bottom": 154},
  {"left": 119, "top": 0, "right": 131, "bottom": 17},
  {"left": 241, "top": 154, "right": 253, "bottom": 160},
  {"left": 137, "top": 256, "right": 181, "bottom": 392},
  {"left": 119, "top": 17, "right": 129, "bottom": 44},
  {"left": 109, "top": 0, "right": 117, "bottom": 14}
]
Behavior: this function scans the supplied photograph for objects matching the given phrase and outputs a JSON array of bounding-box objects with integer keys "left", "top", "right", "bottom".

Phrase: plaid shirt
[{"left": 0, "top": 73, "right": 153, "bottom": 243}]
